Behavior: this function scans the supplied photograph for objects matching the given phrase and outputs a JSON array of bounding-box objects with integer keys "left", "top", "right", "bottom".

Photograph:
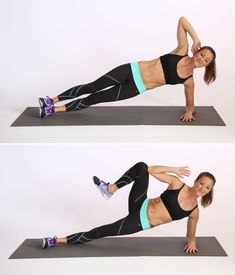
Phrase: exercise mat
[
  {"left": 9, "top": 236, "right": 227, "bottom": 259},
  {"left": 11, "top": 106, "right": 225, "bottom": 126}
]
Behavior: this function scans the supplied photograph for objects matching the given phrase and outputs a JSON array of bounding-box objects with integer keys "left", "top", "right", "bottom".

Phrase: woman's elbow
[{"left": 147, "top": 166, "right": 153, "bottom": 173}]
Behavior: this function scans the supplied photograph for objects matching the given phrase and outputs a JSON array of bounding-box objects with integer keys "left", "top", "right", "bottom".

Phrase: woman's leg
[
  {"left": 58, "top": 63, "right": 139, "bottom": 112},
  {"left": 63, "top": 163, "right": 149, "bottom": 245},
  {"left": 62, "top": 81, "right": 139, "bottom": 112},
  {"left": 42, "top": 211, "right": 142, "bottom": 247},
  {"left": 94, "top": 162, "right": 149, "bottom": 212},
  {"left": 115, "top": 162, "right": 149, "bottom": 212},
  {"left": 39, "top": 63, "right": 140, "bottom": 117},
  {"left": 42, "top": 163, "right": 149, "bottom": 248},
  {"left": 56, "top": 63, "right": 131, "bottom": 102}
]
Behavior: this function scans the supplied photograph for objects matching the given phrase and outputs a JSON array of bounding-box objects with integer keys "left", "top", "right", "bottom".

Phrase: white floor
[{"left": 1, "top": 103, "right": 235, "bottom": 143}]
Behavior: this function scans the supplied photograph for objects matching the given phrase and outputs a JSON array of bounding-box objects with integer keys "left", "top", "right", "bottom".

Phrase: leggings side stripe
[
  {"left": 105, "top": 74, "right": 121, "bottom": 84},
  {"left": 135, "top": 191, "right": 147, "bottom": 202},
  {"left": 117, "top": 217, "right": 126, "bottom": 235}
]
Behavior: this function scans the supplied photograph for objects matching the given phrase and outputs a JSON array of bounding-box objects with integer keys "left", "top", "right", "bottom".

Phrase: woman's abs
[
  {"left": 139, "top": 58, "right": 166, "bottom": 89},
  {"left": 148, "top": 197, "right": 172, "bottom": 226}
]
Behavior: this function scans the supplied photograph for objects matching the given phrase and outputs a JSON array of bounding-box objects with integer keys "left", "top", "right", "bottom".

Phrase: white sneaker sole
[{"left": 42, "top": 238, "right": 46, "bottom": 248}]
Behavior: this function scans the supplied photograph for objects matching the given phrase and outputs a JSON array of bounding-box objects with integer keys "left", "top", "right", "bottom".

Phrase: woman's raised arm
[
  {"left": 174, "top": 16, "right": 201, "bottom": 55},
  {"left": 147, "top": 165, "right": 190, "bottom": 184}
]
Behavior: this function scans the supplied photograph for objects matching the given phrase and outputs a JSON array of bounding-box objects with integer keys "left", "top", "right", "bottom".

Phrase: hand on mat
[
  {"left": 175, "top": 166, "right": 190, "bottom": 178},
  {"left": 180, "top": 111, "right": 195, "bottom": 122},
  {"left": 183, "top": 241, "right": 199, "bottom": 254}
]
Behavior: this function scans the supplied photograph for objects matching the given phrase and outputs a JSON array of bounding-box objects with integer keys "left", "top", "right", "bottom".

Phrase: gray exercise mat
[
  {"left": 9, "top": 237, "right": 227, "bottom": 259},
  {"left": 11, "top": 106, "right": 225, "bottom": 126}
]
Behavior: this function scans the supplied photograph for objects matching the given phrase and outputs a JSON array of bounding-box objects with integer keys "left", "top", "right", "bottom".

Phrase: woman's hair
[
  {"left": 195, "top": 172, "right": 216, "bottom": 208},
  {"left": 199, "top": 46, "right": 216, "bottom": 85}
]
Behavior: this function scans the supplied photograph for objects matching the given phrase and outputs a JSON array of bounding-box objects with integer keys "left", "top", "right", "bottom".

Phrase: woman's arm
[
  {"left": 180, "top": 78, "right": 195, "bottom": 122},
  {"left": 184, "top": 209, "right": 199, "bottom": 253},
  {"left": 175, "top": 16, "right": 201, "bottom": 55},
  {"left": 148, "top": 165, "right": 190, "bottom": 184}
]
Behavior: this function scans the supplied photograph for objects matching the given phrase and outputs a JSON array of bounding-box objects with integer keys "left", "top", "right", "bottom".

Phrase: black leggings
[
  {"left": 57, "top": 64, "right": 140, "bottom": 112},
  {"left": 66, "top": 162, "right": 149, "bottom": 245}
]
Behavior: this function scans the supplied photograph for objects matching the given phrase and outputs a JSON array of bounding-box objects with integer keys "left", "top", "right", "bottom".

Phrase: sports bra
[
  {"left": 160, "top": 183, "right": 198, "bottom": 221},
  {"left": 159, "top": 53, "right": 193, "bottom": 85}
]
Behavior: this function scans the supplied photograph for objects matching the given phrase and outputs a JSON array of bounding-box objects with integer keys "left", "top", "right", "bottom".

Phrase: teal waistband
[
  {"left": 130, "top": 62, "right": 146, "bottom": 93},
  {"left": 140, "top": 198, "right": 151, "bottom": 230}
]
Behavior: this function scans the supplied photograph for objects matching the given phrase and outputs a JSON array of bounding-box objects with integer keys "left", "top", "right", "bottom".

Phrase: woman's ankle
[
  {"left": 109, "top": 184, "right": 118, "bottom": 193},
  {"left": 57, "top": 237, "right": 67, "bottom": 244},
  {"left": 55, "top": 106, "right": 66, "bottom": 113},
  {"left": 53, "top": 97, "right": 59, "bottom": 104}
]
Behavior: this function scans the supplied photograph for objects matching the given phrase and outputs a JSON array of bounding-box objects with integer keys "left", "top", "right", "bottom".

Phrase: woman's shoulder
[
  {"left": 167, "top": 180, "right": 185, "bottom": 190},
  {"left": 170, "top": 47, "right": 188, "bottom": 56}
]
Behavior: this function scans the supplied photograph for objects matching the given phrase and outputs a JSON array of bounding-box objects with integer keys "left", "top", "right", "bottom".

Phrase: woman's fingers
[
  {"left": 183, "top": 242, "right": 199, "bottom": 253},
  {"left": 183, "top": 246, "right": 198, "bottom": 253},
  {"left": 176, "top": 166, "right": 190, "bottom": 178},
  {"left": 179, "top": 114, "right": 196, "bottom": 122}
]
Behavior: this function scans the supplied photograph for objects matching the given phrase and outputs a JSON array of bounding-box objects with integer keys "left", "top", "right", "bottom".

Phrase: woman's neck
[{"left": 188, "top": 185, "right": 199, "bottom": 199}]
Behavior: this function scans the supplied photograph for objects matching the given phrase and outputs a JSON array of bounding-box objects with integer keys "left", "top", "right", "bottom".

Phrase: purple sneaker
[
  {"left": 42, "top": 236, "right": 57, "bottom": 249},
  {"left": 38, "top": 96, "right": 54, "bottom": 108},
  {"left": 39, "top": 105, "right": 55, "bottom": 118},
  {"left": 93, "top": 176, "right": 113, "bottom": 200}
]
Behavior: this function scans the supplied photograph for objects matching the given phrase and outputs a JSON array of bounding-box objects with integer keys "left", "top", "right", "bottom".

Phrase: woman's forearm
[
  {"left": 180, "top": 16, "right": 200, "bottom": 43},
  {"left": 186, "top": 216, "right": 198, "bottom": 242},
  {"left": 148, "top": 165, "right": 177, "bottom": 175}
]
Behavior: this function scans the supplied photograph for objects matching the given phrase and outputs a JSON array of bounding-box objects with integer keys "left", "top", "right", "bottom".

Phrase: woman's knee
[{"left": 135, "top": 162, "right": 148, "bottom": 170}]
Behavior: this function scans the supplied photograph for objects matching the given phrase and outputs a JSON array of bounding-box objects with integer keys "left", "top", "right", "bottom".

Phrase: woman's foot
[
  {"left": 42, "top": 236, "right": 57, "bottom": 249},
  {"left": 38, "top": 96, "right": 54, "bottom": 108},
  {"left": 39, "top": 105, "right": 55, "bottom": 118},
  {"left": 93, "top": 176, "right": 113, "bottom": 200}
]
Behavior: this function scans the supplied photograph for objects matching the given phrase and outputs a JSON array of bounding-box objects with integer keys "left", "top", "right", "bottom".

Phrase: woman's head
[
  {"left": 194, "top": 46, "right": 216, "bottom": 84},
  {"left": 194, "top": 172, "right": 216, "bottom": 207}
]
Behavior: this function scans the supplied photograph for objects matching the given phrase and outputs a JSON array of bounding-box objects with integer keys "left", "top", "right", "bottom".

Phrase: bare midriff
[
  {"left": 138, "top": 58, "right": 166, "bottom": 89},
  {"left": 147, "top": 197, "right": 172, "bottom": 227}
]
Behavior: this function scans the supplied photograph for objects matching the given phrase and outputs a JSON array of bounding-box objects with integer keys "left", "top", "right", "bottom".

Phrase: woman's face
[
  {"left": 194, "top": 176, "right": 214, "bottom": 197},
  {"left": 193, "top": 49, "right": 214, "bottom": 68}
]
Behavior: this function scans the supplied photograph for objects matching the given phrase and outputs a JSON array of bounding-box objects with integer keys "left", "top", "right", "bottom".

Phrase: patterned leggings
[
  {"left": 66, "top": 162, "right": 149, "bottom": 244},
  {"left": 57, "top": 64, "right": 139, "bottom": 112}
]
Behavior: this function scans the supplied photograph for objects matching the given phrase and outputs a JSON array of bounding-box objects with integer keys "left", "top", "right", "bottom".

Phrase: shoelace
[
  {"left": 45, "top": 97, "right": 54, "bottom": 107},
  {"left": 48, "top": 236, "right": 57, "bottom": 246},
  {"left": 45, "top": 106, "right": 55, "bottom": 115}
]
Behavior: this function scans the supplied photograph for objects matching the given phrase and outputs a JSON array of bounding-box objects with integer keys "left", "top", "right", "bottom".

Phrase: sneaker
[
  {"left": 39, "top": 105, "right": 55, "bottom": 118},
  {"left": 38, "top": 96, "right": 54, "bottom": 108},
  {"left": 93, "top": 176, "right": 113, "bottom": 200},
  {"left": 42, "top": 236, "right": 57, "bottom": 249}
]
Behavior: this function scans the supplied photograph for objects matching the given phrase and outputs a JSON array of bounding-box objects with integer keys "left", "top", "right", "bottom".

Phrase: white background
[
  {"left": 1, "top": 0, "right": 234, "bottom": 107},
  {"left": 1, "top": 144, "right": 235, "bottom": 274},
  {"left": 0, "top": 0, "right": 235, "bottom": 143},
  {"left": 1, "top": 1, "right": 235, "bottom": 274}
]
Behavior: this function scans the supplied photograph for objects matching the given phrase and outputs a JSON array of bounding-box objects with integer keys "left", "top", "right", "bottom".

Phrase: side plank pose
[
  {"left": 39, "top": 16, "right": 216, "bottom": 122},
  {"left": 42, "top": 162, "right": 216, "bottom": 253}
]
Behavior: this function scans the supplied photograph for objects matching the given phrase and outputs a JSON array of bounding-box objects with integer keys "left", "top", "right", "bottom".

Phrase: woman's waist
[
  {"left": 148, "top": 197, "right": 172, "bottom": 226},
  {"left": 138, "top": 59, "right": 166, "bottom": 88}
]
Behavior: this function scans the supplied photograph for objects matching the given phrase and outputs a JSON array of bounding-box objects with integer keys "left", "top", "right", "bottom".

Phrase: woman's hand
[
  {"left": 191, "top": 39, "right": 201, "bottom": 55},
  {"left": 183, "top": 240, "right": 198, "bottom": 254},
  {"left": 180, "top": 111, "right": 195, "bottom": 122},
  {"left": 174, "top": 166, "right": 190, "bottom": 178}
]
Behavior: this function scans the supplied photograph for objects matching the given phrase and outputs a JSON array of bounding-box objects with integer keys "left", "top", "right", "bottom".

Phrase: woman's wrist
[
  {"left": 186, "top": 106, "right": 195, "bottom": 113},
  {"left": 186, "top": 236, "right": 196, "bottom": 243},
  {"left": 192, "top": 35, "right": 200, "bottom": 44}
]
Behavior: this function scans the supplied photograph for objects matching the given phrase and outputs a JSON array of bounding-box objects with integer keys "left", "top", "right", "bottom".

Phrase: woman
[
  {"left": 42, "top": 162, "right": 216, "bottom": 253},
  {"left": 39, "top": 16, "right": 216, "bottom": 122}
]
